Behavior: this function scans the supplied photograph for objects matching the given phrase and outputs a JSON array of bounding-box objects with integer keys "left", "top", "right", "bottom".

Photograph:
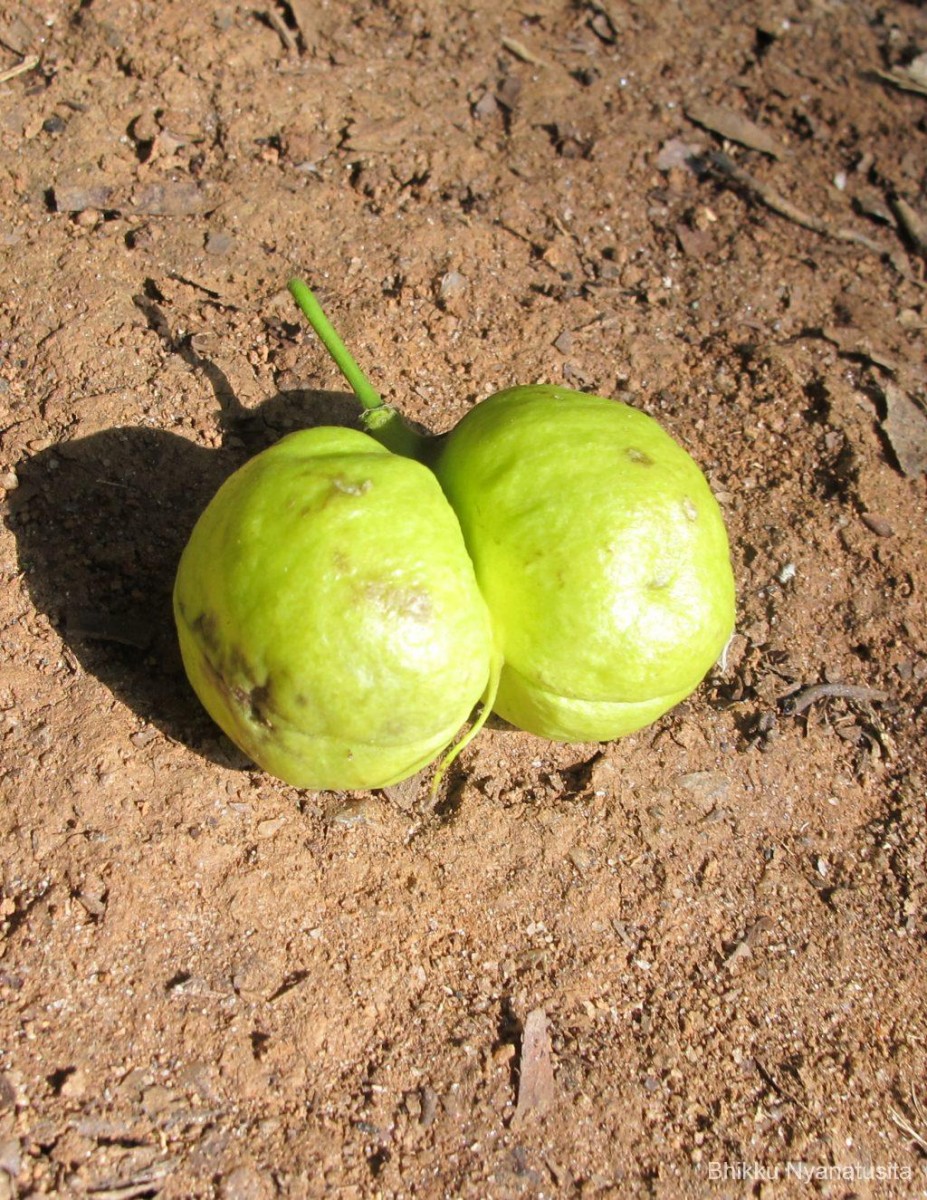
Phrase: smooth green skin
[
  {"left": 433, "top": 386, "right": 736, "bottom": 742},
  {"left": 174, "top": 426, "right": 493, "bottom": 790}
]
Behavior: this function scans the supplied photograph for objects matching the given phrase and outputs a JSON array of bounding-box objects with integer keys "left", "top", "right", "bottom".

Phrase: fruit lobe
[
  {"left": 433, "top": 385, "right": 736, "bottom": 742},
  {"left": 174, "top": 426, "right": 493, "bottom": 789}
]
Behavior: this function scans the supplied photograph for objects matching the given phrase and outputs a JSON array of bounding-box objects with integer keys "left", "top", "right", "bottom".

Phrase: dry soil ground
[{"left": 1, "top": 1, "right": 927, "bottom": 1197}]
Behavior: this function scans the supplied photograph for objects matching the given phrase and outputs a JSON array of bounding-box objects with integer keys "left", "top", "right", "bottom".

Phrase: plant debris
[
  {"left": 779, "top": 681, "right": 890, "bottom": 716},
  {"left": 882, "top": 381, "right": 927, "bottom": 477},
  {"left": 686, "top": 99, "right": 785, "bottom": 159},
  {"left": 704, "top": 151, "right": 888, "bottom": 255},
  {"left": 513, "top": 1008, "right": 556, "bottom": 1125}
]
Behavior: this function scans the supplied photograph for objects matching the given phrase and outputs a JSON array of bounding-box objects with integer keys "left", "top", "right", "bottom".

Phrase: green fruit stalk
[
  {"left": 288, "top": 278, "right": 735, "bottom": 746},
  {"left": 174, "top": 425, "right": 494, "bottom": 790}
]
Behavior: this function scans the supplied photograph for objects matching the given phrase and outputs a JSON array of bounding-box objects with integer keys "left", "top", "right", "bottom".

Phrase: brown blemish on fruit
[
  {"left": 626, "top": 448, "right": 654, "bottom": 466},
  {"left": 192, "top": 631, "right": 274, "bottom": 731},
  {"left": 192, "top": 611, "right": 220, "bottom": 655},
  {"left": 331, "top": 475, "right": 372, "bottom": 496},
  {"left": 363, "top": 582, "right": 433, "bottom": 621},
  {"left": 303, "top": 476, "right": 373, "bottom": 516},
  {"left": 230, "top": 679, "right": 274, "bottom": 729},
  {"left": 247, "top": 682, "right": 274, "bottom": 728}
]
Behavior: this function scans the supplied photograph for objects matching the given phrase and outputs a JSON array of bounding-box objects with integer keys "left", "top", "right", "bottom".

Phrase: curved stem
[
  {"left": 287, "top": 278, "right": 383, "bottom": 412},
  {"left": 287, "top": 276, "right": 433, "bottom": 462},
  {"left": 429, "top": 650, "right": 503, "bottom": 799}
]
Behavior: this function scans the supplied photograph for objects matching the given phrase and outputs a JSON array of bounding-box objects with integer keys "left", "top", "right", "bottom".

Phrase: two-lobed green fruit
[
  {"left": 434, "top": 385, "right": 736, "bottom": 743},
  {"left": 174, "top": 280, "right": 736, "bottom": 791},
  {"left": 173, "top": 426, "right": 493, "bottom": 790}
]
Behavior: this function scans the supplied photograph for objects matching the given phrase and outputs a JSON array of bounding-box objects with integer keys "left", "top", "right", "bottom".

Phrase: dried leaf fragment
[
  {"left": 872, "top": 53, "right": 927, "bottom": 98},
  {"left": 686, "top": 99, "right": 784, "bottom": 159},
  {"left": 883, "top": 382, "right": 927, "bottom": 477},
  {"left": 501, "top": 36, "right": 546, "bottom": 67},
  {"left": 342, "top": 115, "right": 412, "bottom": 154},
  {"left": 513, "top": 1008, "right": 555, "bottom": 1125},
  {"left": 53, "top": 180, "right": 207, "bottom": 217},
  {"left": 890, "top": 196, "right": 927, "bottom": 258}
]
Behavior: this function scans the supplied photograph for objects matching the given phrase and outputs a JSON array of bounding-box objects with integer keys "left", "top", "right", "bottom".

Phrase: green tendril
[{"left": 430, "top": 650, "right": 503, "bottom": 799}]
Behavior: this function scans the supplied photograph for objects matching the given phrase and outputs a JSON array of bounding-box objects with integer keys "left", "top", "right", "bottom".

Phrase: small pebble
[
  {"left": 861, "top": 512, "right": 894, "bottom": 537},
  {"left": 327, "top": 797, "right": 378, "bottom": 827},
  {"left": 0, "top": 1137, "right": 21, "bottom": 1177},
  {"left": 777, "top": 561, "right": 796, "bottom": 584},
  {"left": 206, "top": 230, "right": 234, "bottom": 256},
  {"left": 219, "top": 1164, "right": 275, "bottom": 1200}
]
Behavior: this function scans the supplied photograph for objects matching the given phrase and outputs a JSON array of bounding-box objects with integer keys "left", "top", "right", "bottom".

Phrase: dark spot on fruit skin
[
  {"left": 188, "top": 619, "right": 275, "bottom": 731},
  {"left": 230, "top": 678, "right": 274, "bottom": 729},
  {"left": 192, "top": 610, "right": 220, "bottom": 654},
  {"left": 247, "top": 682, "right": 274, "bottom": 728},
  {"left": 626, "top": 448, "right": 654, "bottom": 466},
  {"left": 228, "top": 644, "right": 253, "bottom": 684}
]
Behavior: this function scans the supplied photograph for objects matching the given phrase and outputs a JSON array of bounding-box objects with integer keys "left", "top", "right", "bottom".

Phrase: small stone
[
  {"left": 59, "top": 1067, "right": 87, "bottom": 1099},
  {"left": 861, "top": 512, "right": 894, "bottom": 537},
  {"left": 219, "top": 1164, "right": 275, "bottom": 1200},
  {"left": 0, "top": 1138, "right": 21, "bottom": 1177},
  {"left": 568, "top": 845, "right": 594, "bottom": 873},
  {"left": 327, "top": 798, "right": 378, "bottom": 827},
  {"left": 437, "top": 271, "right": 468, "bottom": 312},
  {"left": 676, "top": 771, "right": 730, "bottom": 802},
  {"left": 473, "top": 91, "right": 499, "bottom": 119},
  {"left": 656, "top": 137, "right": 703, "bottom": 172},
  {"left": 141, "top": 1084, "right": 178, "bottom": 1117},
  {"left": 206, "top": 230, "right": 234, "bottom": 256}
]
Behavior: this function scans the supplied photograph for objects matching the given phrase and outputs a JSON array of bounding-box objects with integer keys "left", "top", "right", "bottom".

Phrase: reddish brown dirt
[{"left": 2, "top": 2, "right": 927, "bottom": 1197}]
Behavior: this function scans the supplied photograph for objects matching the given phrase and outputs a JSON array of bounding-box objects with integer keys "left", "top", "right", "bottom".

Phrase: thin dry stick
[
  {"left": 890, "top": 1087, "right": 927, "bottom": 1154},
  {"left": 890, "top": 196, "right": 927, "bottom": 258},
  {"left": 872, "top": 68, "right": 927, "bottom": 99},
  {"left": 265, "top": 6, "right": 297, "bottom": 54},
  {"left": 781, "top": 682, "right": 890, "bottom": 716},
  {"left": 706, "top": 151, "right": 889, "bottom": 256},
  {"left": 0, "top": 53, "right": 40, "bottom": 84}
]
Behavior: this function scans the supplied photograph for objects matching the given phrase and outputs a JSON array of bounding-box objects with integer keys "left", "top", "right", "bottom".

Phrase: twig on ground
[
  {"left": 871, "top": 67, "right": 927, "bottom": 99},
  {"left": 705, "top": 151, "right": 890, "bottom": 256},
  {"left": 0, "top": 53, "right": 40, "bottom": 84},
  {"left": 265, "top": 6, "right": 297, "bottom": 54},
  {"left": 890, "top": 1087, "right": 927, "bottom": 1155},
  {"left": 779, "top": 682, "right": 890, "bottom": 716},
  {"left": 890, "top": 196, "right": 927, "bottom": 259}
]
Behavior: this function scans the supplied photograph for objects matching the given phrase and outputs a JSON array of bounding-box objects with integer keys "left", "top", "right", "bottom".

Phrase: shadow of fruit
[{"left": 5, "top": 333, "right": 362, "bottom": 768}]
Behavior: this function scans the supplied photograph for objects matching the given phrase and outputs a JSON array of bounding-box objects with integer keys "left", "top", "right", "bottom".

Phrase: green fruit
[
  {"left": 174, "top": 426, "right": 494, "bottom": 790},
  {"left": 433, "top": 385, "right": 735, "bottom": 742}
]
